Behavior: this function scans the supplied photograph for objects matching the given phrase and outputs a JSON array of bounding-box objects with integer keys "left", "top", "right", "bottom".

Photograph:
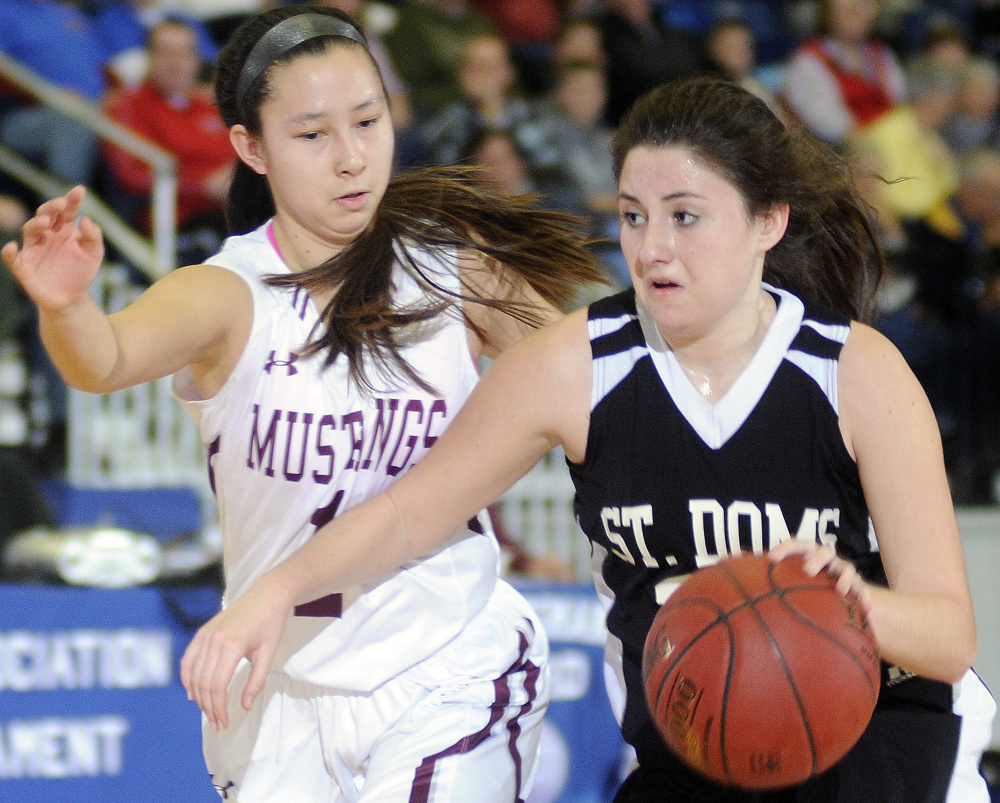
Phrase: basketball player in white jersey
[
  {"left": 177, "top": 77, "right": 996, "bottom": 802},
  {"left": 2, "top": 6, "right": 607, "bottom": 801}
]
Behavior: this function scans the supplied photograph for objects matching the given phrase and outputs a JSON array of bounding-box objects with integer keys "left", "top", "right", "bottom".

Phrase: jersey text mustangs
[{"left": 246, "top": 395, "right": 448, "bottom": 483}]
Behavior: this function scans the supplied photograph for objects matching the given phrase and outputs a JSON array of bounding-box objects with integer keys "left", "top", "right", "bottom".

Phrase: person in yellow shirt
[{"left": 847, "top": 57, "right": 961, "bottom": 227}]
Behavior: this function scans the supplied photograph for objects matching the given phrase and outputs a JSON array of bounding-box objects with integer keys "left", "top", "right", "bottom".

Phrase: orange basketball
[{"left": 642, "top": 552, "right": 880, "bottom": 790}]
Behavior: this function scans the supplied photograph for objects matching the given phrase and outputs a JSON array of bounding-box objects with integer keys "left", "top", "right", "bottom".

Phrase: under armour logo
[{"left": 264, "top": 350, "right": 299, "bottom": 375}]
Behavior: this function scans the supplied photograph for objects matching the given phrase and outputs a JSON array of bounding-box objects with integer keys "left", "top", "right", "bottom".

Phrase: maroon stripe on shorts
[
  {"left": 506, "top": 631, "right": 542, "bottom": 801},
  {"left": 408, "top": 628, "right": 539, "bottom": 803},
  {"left": 293, "top": 592, "right": 343, "bottom": 617}
]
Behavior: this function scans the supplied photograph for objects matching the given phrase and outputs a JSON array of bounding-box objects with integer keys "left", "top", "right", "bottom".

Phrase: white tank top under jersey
[{"left": 172, "top": 222, "right": 498, "bottom": 691}]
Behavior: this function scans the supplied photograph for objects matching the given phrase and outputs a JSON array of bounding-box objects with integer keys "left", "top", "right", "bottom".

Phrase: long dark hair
[
  {"left": 214, "top": 6, "right": 606, "bottom": 391},
  {"left": 612, "top": 76, "right": 884, "bottom": 322}
]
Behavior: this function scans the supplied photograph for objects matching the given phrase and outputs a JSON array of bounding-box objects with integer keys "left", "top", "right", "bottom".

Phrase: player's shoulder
[
  {"left": 840, "top": 320, "right": 911, "bottom": 379},
  {"left": 154, "top": 263, "right": 254, "bottom": 315},
  {"left": 839, "top": 320, "right": 928, "bottom": 422},
  {"left": 494, "top": 306, "right": 590, "bottom": 384}
]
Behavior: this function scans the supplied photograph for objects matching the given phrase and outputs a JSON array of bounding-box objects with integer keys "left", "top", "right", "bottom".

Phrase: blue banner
[
  {"left": 0, "top": 582, "right": 624, "bottom": 803},
  {"left": 0, "top": 583, "right": 219, "bottom": 802}
]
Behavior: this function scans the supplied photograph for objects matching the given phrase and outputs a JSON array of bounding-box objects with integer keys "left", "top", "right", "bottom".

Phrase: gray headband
[{"left": 237, "top": 13, "right": 368, "bottom": 108}]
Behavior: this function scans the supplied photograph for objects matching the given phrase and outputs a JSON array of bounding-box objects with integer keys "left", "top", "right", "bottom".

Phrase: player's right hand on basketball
[
  {"left": 0, "top": 186, "right": 104, "bottom": 314},
  {"left": 180, "top": 573, "right": 293, "bottom": 730},
  {"left": 768, "top": 539, "right": 873, "bottom": 614}
]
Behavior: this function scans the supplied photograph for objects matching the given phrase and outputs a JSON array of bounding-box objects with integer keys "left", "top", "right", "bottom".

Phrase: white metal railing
[
  {"left": 68, "top": 266, "right": 207, "bottom": 490},
  {"left": 0, "top": 50, "right": 178, "bottom": 280},
  {"left": 494, "top": 446, "right": 592, "bottom": 580}
]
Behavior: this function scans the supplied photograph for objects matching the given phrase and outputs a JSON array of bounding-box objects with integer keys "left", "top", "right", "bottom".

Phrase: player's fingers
[
  {"left": 842, "top": 570, "right": 873, "bottom": 613},
  {"left": 200, "top": 633, "right": 249, "bottom": 731},
  {"left": 190, "top": 633, "right": 224, "bottom": 728},
  {"left": 831, "top": 560, "right": 858, "bottom": 596},
  {"left": 209, "top": 655, "right": 242, "bottom": 731},
  {"left": 33, "top": 194, "right": 71, "bottom": 223},
  {"left": 77, "top": 216, "right": 104, "bottom": 250},
  {"left": 241, "top": 646, "right": 274, "bottom": 712},
  {"left": 20, "top": 211, "right": 57, "bottom": 243},
  {"left": 183, "top": 624, "right": 225, "bottom": 727},
  {"left": 801, "top": 542, "right": 837, "bottom": 576},
  {"left": 0, "top": 240, "right": 19, "bottom": 270},
  {"left": 53, "top": 186, "right": 86, "bottom": 225},
  {"left": 852, "top": 577, "right": 874, "bottom": 614},
  {"left": 766, "top": 538, "right": 816, "bottom": 561},
  {"left": 179, "top": 631, "right": 204, "bottom": 701}
]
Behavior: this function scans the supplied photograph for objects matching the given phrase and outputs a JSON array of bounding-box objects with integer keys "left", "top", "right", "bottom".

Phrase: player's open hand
[
  {"left": 767, "top": 539, "right": 873, "bottom": 613},
  {"left": 0, "top": 186, "right": 104, "bottom": 314},
  {"left": 180, "top": 574, "right": 293, "bottom": 730}
]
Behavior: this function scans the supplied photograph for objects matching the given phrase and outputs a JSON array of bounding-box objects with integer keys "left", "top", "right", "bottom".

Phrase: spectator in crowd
[
  {"left": 92, "top": 0, "right": 219, "bottom": 88},
  {"left": 102, "top": 19, "right": 236, "bottom": 265},
  {"left": 536, "top": 58, "right": 616, "bottom": 218},
  {"left": 0, "top": 0, "right": 109, "bottom": 187},
  {"left": 458, "top": 126, "right": 605, "bottom": 302},
  {"left": 552, "top": 14, "right": 607, "bottom": 70},
  {"left": 459, "top": 126, "right": 583, "bottom": 216},
  {"left": 965, "top": 148, "right": 1000, "bottom": 493},
  {"left": 704, "top": 14, "right": 787, "bottom": 123},
  {"left": 470, "top": 0, "right": 562, "bottom": 94},
  {"left": 416, "top": 33, "right": 559, "bottom": 177},
  {"left": 847, "top": 56, "right": 963, "bottom": 429},
  {"left": 918, "top": 13, "right": 972, "bottom": 72},
  {"left": 942, "top": 55, "right": 1000, "bottom": 157},
  {"left": 534, "top": 57, "right": 625, "bottom": 284},
  {"left": 903, "top": 147, "right": 1000, "bottom": 500},
  {"left": 596, "top": 0, "right": 707, "bottom": 127},
  {"left": 383, "top": 0, "right": 497, "bottom": 118},
  {"left": 780, "top": 0, "right": 907, "bottom": 148},
  {"left": 846, "top": 56, "right": 961, "bottom": 229},
  {"left": 855, "top": 127, "right": 955, "bottom": 473},
  {"left": 460, "top": 127, "right": 533, "bottom": 194}
]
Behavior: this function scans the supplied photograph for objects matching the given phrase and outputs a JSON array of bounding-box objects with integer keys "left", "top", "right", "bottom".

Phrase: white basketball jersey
[{"left": 172, "top": 222, "right": 498, "bottom": 691}]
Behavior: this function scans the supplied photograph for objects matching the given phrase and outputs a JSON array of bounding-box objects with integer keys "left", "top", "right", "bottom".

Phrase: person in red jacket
[
  {"left": 779, "top": 0, "right": 906, "bottom": 148},
  {"left": 102, "top": 18, "right": 235, "bottom": 265}
]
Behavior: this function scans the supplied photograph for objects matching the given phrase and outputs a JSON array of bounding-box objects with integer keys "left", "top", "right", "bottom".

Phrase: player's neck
[{"left": 669, "top": 290, "right": 776, "bottom": 401}]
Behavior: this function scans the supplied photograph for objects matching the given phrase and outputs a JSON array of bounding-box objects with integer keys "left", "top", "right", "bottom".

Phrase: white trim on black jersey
[{"left": 589, "top": 284, "right": 852, "bottom": 450}]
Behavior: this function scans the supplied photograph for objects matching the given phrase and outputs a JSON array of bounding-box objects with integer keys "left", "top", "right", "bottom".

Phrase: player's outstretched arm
[
  {"left": 181, "top": 309, "right": 594, "bottom": 730},
  {"left": 2, "top": 186, "right": 251, "bottom": 395}
]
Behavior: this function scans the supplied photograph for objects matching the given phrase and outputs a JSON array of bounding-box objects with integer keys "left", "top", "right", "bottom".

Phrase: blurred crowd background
[{"left": 6, "top": 0, "right": 1000, "bottom": 572}]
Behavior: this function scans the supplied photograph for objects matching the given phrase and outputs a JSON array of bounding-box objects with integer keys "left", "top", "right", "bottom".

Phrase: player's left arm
[{"left": 837, "top": 321, "right": 976, "bottom": 683}]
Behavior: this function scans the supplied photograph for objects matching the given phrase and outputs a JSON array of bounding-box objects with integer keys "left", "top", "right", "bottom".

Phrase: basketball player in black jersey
[{"left": 179, "top": 76, "right": 995, "bottom": 802}]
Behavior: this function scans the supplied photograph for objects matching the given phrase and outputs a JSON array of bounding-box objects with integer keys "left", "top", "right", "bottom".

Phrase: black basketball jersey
[{"left": 568, "top": 285, "right": 890, "bottom": 765}]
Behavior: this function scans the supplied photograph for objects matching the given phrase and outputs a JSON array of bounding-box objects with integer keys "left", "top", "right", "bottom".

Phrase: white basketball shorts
[{"left": 202, "top": 579, "right": 550, "bottom": 802}]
